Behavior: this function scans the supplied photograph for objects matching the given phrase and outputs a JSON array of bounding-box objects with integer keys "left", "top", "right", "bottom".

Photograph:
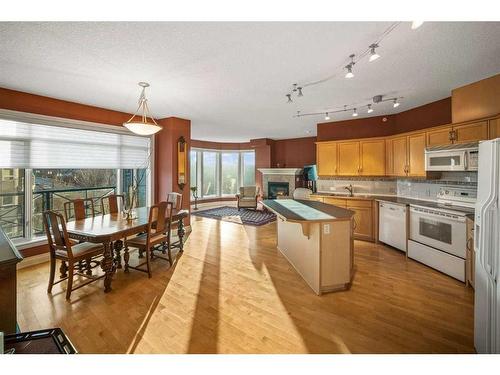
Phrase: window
[
  {"left": 190, "top": 149, "right": 255, "bottom": 199},
  {"left": 221, "top": 153, "right": 239, "bottom": 195},
  {"left": 0, "top": 115, "right": 152, "bottom": 243},
  {"left": 0, "top": 169, "right": 25, "bottom": 239},
  {"left": 202, "top": 152, "right": 218, "bottom": 197},
  {"left": 242, "top": 151, "right": 256, "bottom": 187}
]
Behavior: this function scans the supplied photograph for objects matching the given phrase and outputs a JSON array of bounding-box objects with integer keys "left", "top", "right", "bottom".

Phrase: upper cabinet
[
  {"left": 317, "top": 142, "right": 337, "bottom": 176},
  {"left": 490, "top": 117, "right": 500, "bottom": 139},
  {"left": 337, "top": 141, "right": 360, "bottom": 176},
  {"left": 453, "top": 121, "right": 488, "bottom": 144},
  {"left": 426, "top": 126, "right": 454, "bottom": 147},
  {"left": 407, "top": 133, "right": 426, "bottom": 176},
  {"left": 316, "top": 116, "right": 496, "bottom": 178},
  {"left": 360, "top": 139, "right": 385, "bottom": 176},
  {"left": 425, "top": 120, "right": 490, "bottom": 147}
]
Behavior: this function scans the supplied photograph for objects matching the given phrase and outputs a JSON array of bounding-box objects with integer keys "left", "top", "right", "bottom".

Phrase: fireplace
[{"left": 268, "top": 182, "right": 289, "bottom": 199}]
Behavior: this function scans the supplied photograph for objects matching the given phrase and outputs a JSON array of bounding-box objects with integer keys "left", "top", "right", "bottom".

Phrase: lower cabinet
[
  {"left": 316, "top": 196, "right": 375, "bottom": 241},
  {"left": 346, "top": 201, "right": 374, "bottom": 241}
]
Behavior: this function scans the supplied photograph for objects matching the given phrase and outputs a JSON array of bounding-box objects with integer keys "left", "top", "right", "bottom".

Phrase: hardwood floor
[{"left": 17, "top": 215, "right": 475, "bottom": 353}]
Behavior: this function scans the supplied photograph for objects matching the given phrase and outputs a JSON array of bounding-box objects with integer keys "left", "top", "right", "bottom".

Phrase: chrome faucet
[{"left": 344, "top": 184, "right": 354, "bottom": 197}]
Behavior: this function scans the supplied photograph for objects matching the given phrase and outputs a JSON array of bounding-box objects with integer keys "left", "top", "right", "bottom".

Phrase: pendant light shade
[{"left": 123, "top": 82, "right": 162, "bottom": 136}]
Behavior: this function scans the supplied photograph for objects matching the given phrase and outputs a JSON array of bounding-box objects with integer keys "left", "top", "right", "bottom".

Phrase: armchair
[{"left": 236, "top": 186, "right": 260, "bottom": 211}]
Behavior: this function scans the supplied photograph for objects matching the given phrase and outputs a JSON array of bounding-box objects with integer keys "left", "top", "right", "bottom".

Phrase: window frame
[
  {"left": 190, "top": 147, "right": 255, "bottom": 200},
  {"left": 0, "top": 109, "right": 154, "bottom": 247}
]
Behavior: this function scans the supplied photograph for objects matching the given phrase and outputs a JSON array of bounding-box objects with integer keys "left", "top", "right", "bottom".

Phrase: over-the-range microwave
[{"left": 425, "top": 142, "right": 479, "bottom": 172}]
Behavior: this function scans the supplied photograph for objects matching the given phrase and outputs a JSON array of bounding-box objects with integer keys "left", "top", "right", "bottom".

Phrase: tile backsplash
[{"left": 317, "top": 172, "right": 477, "bottom": 201}]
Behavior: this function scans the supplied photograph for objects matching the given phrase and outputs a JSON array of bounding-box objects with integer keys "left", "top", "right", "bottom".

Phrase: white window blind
[{"left": 0, "top": 118, "right": 150, "bottom": 169}]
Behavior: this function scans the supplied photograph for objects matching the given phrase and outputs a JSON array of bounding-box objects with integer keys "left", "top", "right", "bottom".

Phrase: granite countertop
[
  {"left": 311, "top": 192, "right": 475, "bottom": 214},
  {"left": 262, "top": 199, "right": 354, "bottom": 222}
]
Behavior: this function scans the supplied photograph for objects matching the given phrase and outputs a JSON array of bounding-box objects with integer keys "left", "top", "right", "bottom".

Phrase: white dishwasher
[{"left": 378, "top": 202, "right": 407, "bottom": 252}]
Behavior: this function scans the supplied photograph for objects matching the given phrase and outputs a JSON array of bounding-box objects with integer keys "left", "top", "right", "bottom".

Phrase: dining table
[{"left": 64, "top": 206, "right": 189, "bottom": 293}]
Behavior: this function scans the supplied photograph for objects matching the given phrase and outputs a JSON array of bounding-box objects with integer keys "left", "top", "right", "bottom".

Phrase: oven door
[
  {"left": 425, "top": 150, "right": 466, "bottom": 171},
  {"left": 410, "top": 206, "right": 467, "bottom": 258}
]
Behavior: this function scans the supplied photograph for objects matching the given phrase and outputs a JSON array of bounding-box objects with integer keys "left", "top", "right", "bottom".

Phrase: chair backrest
[
  {"left": 64, "top": 198, "right": 95, "bottom": 221},
  {"left": 240, "top": 186, "right": 259, "bottom": 198},
  {"left": 101, "top": 194, "right": 125, "bottom": 215},
  {"left": 42, "top": 210, "right": 73, "bottom": 258},
  {"left": 167, "top": 192, "right": 183, "bottom": 211},
  {"left": 146, "top": 201, "right": 173, "bottom": 246},
  {"left": 293, "top": 188, "right": 313, "bottom": 200}
]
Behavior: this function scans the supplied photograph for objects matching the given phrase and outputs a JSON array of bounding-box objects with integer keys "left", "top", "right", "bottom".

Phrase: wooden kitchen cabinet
[
  {"left": 426, "top": 126, "right": 453, "bottom": 146},
  {"left": 360, "top": 139, "right": 385, "bottom": 176},
  {"left": 489, "top": 117, "right": 500, "bottom": 139},
  {"left": 317, "top": 142, "right": 337, "bottom": 176},
  {"left": 323, "top": 197, "right": 347, "bottom": 207},
  {"left": 453, "top": 120, "right": 488, "bottom": 144},
  {"left": 346, "top": 200, "right": 373, "bottom": 241},
  {"left": 337, "top": 141, "right": 360, "bottom": 176},
  {"left": 407, "top": 133, "right": 426, "bottom": 176},
  {"left": 390, "top": 136, "right": 408, "bottom": 176}
]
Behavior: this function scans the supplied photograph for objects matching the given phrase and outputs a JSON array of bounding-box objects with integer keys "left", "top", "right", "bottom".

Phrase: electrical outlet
[{"left": 323, "top": 224, "right": 330, "bottom": 234}]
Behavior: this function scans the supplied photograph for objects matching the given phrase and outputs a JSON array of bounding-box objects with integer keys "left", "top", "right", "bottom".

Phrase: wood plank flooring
[{"left": 17, "top": 215, "right": 475, "bottom": 353}]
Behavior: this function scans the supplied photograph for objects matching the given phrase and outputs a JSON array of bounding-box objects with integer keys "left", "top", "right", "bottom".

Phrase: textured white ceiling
[{"left": 0, "top": 22, "right": 499, "bottom": 141}]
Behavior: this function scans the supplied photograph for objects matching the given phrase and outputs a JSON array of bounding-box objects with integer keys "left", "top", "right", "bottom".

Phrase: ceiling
[{"left": 0, "top": 22, "right": 499, "bottom": 142}]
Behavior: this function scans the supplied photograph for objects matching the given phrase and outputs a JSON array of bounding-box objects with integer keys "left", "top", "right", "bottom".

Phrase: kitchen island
[{"left": 262, "top": 199, "right": 355, "bottom": 295}]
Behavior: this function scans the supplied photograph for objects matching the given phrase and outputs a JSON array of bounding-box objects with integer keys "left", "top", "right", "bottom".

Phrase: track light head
[
  {"left": 297, "top": 87, "right": 303, "bottom": 97},
  {"left": 325, "top": 112, "right": 330, "bottom": 121},
  {"left": 393, "top": 98, "right": 400, "bottom": 108},
  {"left": 367, "top": 104, "right": 374, "bottom": 113},
  {"left": 352, "top": 108, "right": 358, "bottom": 117},
  {"left": 286, "top": 94, "right": 293, "bottom": 103},
  {"left": 345, "top": 64, "right": 354, "bottom": 79},
  {"left": 368, "top": 43, "right": 380, "bottom": 62}
]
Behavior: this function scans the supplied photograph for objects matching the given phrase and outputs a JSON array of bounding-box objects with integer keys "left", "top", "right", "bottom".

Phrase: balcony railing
[{"left": 0, "top": 186, "right": 117, "bottom": 238}]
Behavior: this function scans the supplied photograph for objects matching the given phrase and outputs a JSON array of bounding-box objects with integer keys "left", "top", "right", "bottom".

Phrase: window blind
[{"left": 0, "top": 118, "right": 150, "bottom": 169}]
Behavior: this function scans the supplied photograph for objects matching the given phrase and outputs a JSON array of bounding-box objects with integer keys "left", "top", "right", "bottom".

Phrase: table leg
[
  {"left": 114, "top": 240, "right": 123, "bottom": 269},
  {"left": 101, "top": 241, "right": 116, "bottom": 293},
  {"left": 178, "top": 218, "right": 185, "bottom": 252}
]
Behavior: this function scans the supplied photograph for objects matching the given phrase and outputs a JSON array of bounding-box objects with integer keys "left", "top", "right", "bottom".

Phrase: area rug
[{"left": 191, "top": 206, "right": 276, "bottom": 226}]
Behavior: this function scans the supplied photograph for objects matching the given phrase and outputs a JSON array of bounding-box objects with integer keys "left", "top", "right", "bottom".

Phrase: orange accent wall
[
  {"left": 317, "top": 98, "right": 452, "bottom": 141},
  {"left": 272, "top": 137, "right": 317, "bottom": 168},
  {"left": 0, "top": 87, "right": 133, "bottom": 125}
]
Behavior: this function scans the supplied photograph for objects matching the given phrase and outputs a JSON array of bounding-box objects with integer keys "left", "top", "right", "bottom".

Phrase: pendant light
[
  {"left": 367, "top": 104, "right": 374, "bottom": 113},
  {"left": 352, "top": 108, "right": 358, "bottom": 117},
  {"left": 393, "top": 98, "right": 400, "bottom": 108},
  {"left": 344, "top": 54, "right": 355, "bottom": 79},
  {"left": 325, "top": 112, "right": 330, "bottom": 121},
  {"left": 123, "top": 82, "right": 162, "bottom": 136}
]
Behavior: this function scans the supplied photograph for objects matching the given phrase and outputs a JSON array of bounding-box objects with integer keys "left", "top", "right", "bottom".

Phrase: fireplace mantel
[{"left": 258, "top": 168, "right": 302, "bottom": 175}]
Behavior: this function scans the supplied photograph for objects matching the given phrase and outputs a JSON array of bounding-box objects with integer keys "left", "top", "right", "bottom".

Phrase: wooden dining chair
[
  {"left": 63, "top": 198, "right": 97, "bottom": 274},
  {"left": 43, "top": 210, "right": 105, "bottom": 300},
  {"left": 101, "top": 194, "right": 126, "bottom": 268},
  {"left": 63, "top": 198, "right": 95, "bottom": 221},
  {"left": 124, "top": 201, "right": 174, "bottom": 278},
  {"left": 167, "top": 192, "right": 184, "bottom": 252},
  {"left": 100, "top": 194, "right": 125, "bottom": 215}
]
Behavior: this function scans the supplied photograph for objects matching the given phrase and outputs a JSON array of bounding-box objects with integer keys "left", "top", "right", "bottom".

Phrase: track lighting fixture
[
  {"left": 393, "top": 98, "right": 400, "bottom": 108},
  {"left": 297, "top": 87, "right": 303, "bottom": 97},
  {"left": 286, "top": 94, "right": 293, "bottom": 103},
  {"left": 368, "top": 44, "right": 380, "bottom": 62},
  {"left": 367, "top": 104, "right": 373, "bottom": 113},
  {"left": 352, "top": 108, "right": 358, "bottom": 117},
  {"left": 325, "top": 113, "right": 330, "bottom": 121},
  {"left": 411, "top": 21, "right": 424, "bottom": 30},
  {"left": 344, "top": 54, "right": 355, "bottom": 78}
]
